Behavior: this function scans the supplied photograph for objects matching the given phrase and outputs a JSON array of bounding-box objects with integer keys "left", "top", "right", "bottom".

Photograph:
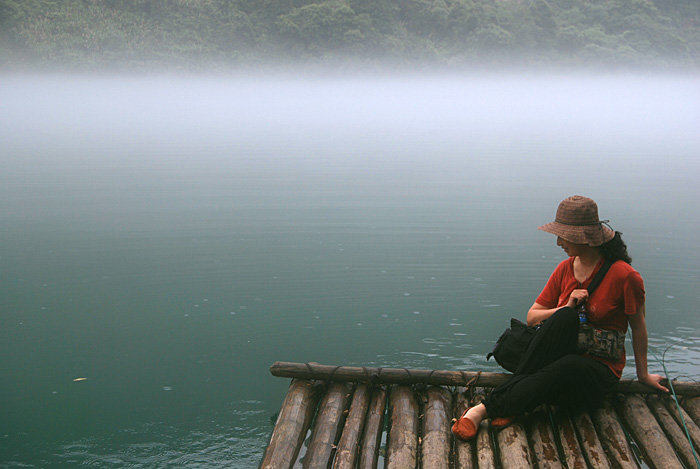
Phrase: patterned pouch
[{"left": 577, "top": 323, "right": 625, "bottom": 362}]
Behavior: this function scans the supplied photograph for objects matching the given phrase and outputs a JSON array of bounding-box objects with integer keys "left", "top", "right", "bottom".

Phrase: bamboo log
[
  {"left": 302, "top": 382, "right": 353, "bottom": 469},
  {"left": 552, "top": 407, "right": 586, "bottom": 469},
  {"left": 261, "top": 379, "right": 322, "bottom": 469},
  {"left": 271, "top": 361, "right": 506, "bottom": 387},
  {"left": 664, "top": 395, "right": 700, "bottom": 452},
  {"left": 616, "top": 394, "right": 683, "bottom": 469},
  {"left": 472, "top": 389, "right": 497, "bottom": 469},
  {"left": 570, "top": 409, "right": 612, "bottom": 469},
  {"left": 421, "top": 386, "right": 452, "bottom": 468},
  {"left": 269, "top": 361, "right": 700, "bottom": 395},
  {"left": 357, "top": 387, "right": 387, "bottom": 469},
  {"left": 385, "top": 385, "right": 419, "bottom": 469},
  {"left": 684, "top": 397, "right": 700, "bottom": 426},
  {"left": 590, "top": 399, "right": 639, "bottom": 469},
  {"left": 453, "top": 391, "right": 476, "bottom": 469},
  {"left": 333, "top": 383, "right": 371, "bottom": 469},
  {"left": 646, "top": 394, "right": 698, "bottom": 469},
  {"left": 496, "top": 421, "right": 533, "bottom": 469},
  {"left": 526, "top": 406, "right": 562, "bottom": 469},
  {"left": 476, "top": 420, "right": 496, "bottom": 469}
]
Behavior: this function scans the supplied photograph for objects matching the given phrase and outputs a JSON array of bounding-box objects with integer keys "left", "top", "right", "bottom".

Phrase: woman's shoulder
[
  {"left": 550, "top": 258, "right": 573, "bottom": 276},
  {"left": 544, "top": 258, "right": 576, "bottom": 285},
  {"left": 608, "top": 260, "right": 643, "bottom": 283},
  {"left": 557, "top": 257, "right": 574, "bottom": 269}
]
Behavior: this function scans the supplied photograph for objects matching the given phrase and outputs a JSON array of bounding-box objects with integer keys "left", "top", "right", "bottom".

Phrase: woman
[{"left": 452, "top": 195, "right": 668, "bottom": 441}]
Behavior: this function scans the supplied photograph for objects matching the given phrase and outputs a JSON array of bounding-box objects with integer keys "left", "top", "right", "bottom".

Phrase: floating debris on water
[{"left": 73, "top": 378, "right": 87, "bottom": 382}]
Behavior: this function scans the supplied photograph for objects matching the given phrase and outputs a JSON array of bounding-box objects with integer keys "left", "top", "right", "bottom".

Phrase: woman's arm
[
  {"left": 527, "top": 303, "right": 559, "bottom": 326},
  {"left": 526, "top": 288, "right": 589, "bottom": 326},
  {"left": 628, "top": 303, "right": 668, "bottom": 392}
]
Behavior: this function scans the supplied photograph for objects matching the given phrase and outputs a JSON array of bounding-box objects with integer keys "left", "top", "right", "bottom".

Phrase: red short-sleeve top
[{"left": 535, "top": 257, "right": 645, "bottom": 377}]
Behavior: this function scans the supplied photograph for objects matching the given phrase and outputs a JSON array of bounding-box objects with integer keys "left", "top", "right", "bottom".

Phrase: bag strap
[{"left": 586, "top": 260, "right": 613, "bottom": 295}]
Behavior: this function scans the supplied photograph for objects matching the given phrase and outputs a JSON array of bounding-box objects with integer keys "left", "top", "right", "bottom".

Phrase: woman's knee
[
  {"left": 550, "top": 306, "right": 578, "bottom": 322},
  {"left": 536, "top": 306, "right": 579, "bottom": 340},
  {"left": 542, "top": 307, "right": 579, "bottom": 335}
]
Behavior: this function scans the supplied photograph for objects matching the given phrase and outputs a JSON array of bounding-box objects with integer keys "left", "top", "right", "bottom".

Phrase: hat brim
[{"left": 538, "top": 221, "right": 614, "bottom": 247}]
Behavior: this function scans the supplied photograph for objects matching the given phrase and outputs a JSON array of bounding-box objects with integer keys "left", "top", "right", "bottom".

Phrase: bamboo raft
[{"left": 261, "top": 361, "right": 700, "bottom": 469}]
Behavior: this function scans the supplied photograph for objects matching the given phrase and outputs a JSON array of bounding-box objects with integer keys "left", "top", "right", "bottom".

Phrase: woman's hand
[
  {"left": 566, "top": 289, "right": 589, "bottom": 309},
  {"left": 639, "top": 373, "right": 669, "bottom": 393}
]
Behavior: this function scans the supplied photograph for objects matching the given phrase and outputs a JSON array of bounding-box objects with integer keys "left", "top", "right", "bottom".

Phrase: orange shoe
[
  {"left": 452, "top": 409, "right": 478, "bottom": 441},
  {"left": 491, "top": 416, "right": 515, "bottom": 429}
]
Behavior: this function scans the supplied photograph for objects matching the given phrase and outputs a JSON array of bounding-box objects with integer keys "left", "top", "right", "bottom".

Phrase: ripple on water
[
  {"left": 633, "top": 335, "right": 700, "bottom": 378},
  {"left": 58, "top": 435, "right": 267, "bottom": 469},
  {"left": 56, "top": 404, "right": 271, "bottom": 468}
]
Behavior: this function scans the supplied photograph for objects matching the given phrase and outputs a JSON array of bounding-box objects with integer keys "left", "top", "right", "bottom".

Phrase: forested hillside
[{"left": 0, "top": 0, "right": 697, "bottom": 70}]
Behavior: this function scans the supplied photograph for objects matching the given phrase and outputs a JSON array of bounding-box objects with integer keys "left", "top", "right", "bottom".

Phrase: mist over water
[{"left": 1, "top": 72, "right": 699, "bottom": 467}]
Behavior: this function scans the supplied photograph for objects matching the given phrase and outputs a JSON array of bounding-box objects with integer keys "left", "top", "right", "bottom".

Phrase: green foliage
[
  {"left": 276, "top": 1, "right": 370, "bottom": 56},
  {"left": 0, "top": 0, "right": 697, "bottom": 69}
]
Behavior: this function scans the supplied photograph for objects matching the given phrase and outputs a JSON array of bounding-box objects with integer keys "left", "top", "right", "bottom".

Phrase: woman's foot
[
  {"left": 451, "top": 403, "right": 488, "bottom": 441},
  {"left": 491, "top": 416, "right": 515, "bottom": 429}
]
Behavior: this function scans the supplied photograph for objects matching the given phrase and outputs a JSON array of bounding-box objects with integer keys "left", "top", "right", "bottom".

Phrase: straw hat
[{"left": 538, "top": 196, "right": 615, "bottom": 247}]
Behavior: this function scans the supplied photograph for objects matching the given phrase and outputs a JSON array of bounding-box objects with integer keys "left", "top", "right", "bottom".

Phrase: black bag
[{"left": 486, "top": 318, "right": 540, "bottom": 373}]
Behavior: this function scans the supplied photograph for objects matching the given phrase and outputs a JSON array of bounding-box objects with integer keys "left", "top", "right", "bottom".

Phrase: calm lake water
[{"left": 1, "top": 72, "right": 699, "bottom": 467}]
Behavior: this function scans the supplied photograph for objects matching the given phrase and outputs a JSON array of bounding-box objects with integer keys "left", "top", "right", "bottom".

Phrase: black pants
[{"left": 483, "top": 307, "right": 619, "bottom": 418}]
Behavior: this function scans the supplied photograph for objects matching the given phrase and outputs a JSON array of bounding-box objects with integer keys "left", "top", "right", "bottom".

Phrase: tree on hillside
[{"left": 276, "top": 1, "right": 373, "bottom": 56}]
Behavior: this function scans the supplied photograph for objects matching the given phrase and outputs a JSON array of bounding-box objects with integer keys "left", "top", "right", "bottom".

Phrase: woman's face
[{"left": 556, "top": 236, "right": 587, "bottom": 257}]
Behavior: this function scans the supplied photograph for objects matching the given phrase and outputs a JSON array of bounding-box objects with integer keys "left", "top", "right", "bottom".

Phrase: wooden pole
[
  {"left": 645, "top": 394, "right": 699, "bottom": 469},
  {"left": 261, "top": 379, "right": 322, "bottom": 469},
  {"left": 385, "top": 385, "right": 419, "bottom": 469},
  {"left": 453, "top": 391, "right": 476, "bottom": 469},
  {"left": 570, "top": 409, "right": 612, "bottom": 469},
  {"left": 590, "top": 399, "right": 638, "bottom": 469},
  {"left": 302, "top": 382, "right": 353, "bottom": 469},
  {"left": 616, "top": 394, "right": 684, "bottom": 469},
  {"left": 496, "top": 421, "right": 533, "bottom": 469},
  {"left": 333, "top": 383, "right": 371, "bottom": 469},
  {"left": 269, "top": 361, "right": 700, "bottom": 395},
  {"left": 684, "top": 397, "right": 700, "bottom": 426},
  {"left": 471, "top": 389, "right": 497, "bottom": 469},
  {"left": 525, "top": 406, "right": 562, "bottom": 469},
  {"left": 420, "top": 386, "right": 452, "bottom": 468},
  {"left": 663, "top": 395, "right": 700, "bottom": 453},
  {"left": 552, "top": 407, "right": 587, "bottom": 469},
  {"left": 475, "top": 419, "right": 496, "bottom": 469},
  {"left": 271, "top": 361, "right": 506, "bottom": 387},
  {"left": 357, "top": 387, "right": 387, "bottom": 469}
]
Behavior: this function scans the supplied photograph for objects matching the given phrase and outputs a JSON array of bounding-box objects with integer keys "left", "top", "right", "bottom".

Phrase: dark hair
[{"left": 599, "top": 232, "right": 632, "bottom": 264}]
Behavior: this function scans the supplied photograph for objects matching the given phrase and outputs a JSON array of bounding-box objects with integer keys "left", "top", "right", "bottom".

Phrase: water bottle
[{"left": 577, "top": 304, "right": 588, "bottom": 323}]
